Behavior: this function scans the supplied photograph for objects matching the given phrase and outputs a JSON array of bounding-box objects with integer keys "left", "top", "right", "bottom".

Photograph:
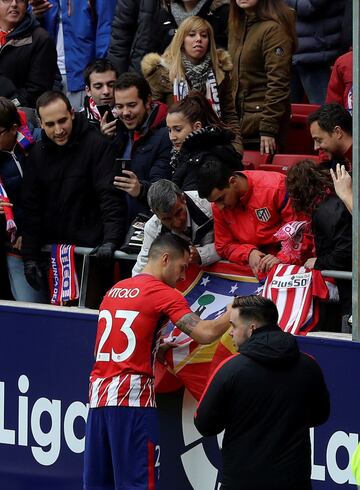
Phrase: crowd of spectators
[{"left": 0, "top": 0, "right": 353, "bottom": 331}]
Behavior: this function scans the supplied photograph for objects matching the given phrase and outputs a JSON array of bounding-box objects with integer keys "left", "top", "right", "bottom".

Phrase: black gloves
[
  {"left": 95, "top": 242, "right": 117, "bottom": 267},
  {"left": 24, "top": 260, "right": 45, "bottom": 291}
]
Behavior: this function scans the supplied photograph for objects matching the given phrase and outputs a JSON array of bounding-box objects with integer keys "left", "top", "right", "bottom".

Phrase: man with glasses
[{"left": 0, "top": 0, "right": 57, "bottom": 108}]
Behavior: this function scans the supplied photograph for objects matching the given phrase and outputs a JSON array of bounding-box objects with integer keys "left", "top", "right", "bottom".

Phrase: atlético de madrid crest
[{"left": 255, "top": 207, "right": 271, "bottom": 222}]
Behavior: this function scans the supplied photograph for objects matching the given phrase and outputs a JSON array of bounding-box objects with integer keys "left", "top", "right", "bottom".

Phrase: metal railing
[
  {"left": 3, "top": 245, "right": 353, "bottom": 335},
  {"left": 70, "top": 248, "right": 353, "bottom": 322},
  {"left": 75, "top": 247, "right": 138, "bottom": 308}
]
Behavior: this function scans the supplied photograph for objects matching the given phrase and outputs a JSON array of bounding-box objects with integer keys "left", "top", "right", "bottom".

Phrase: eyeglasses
[{"left": 0, "top": 0, "right": 26, "bottom": 4}]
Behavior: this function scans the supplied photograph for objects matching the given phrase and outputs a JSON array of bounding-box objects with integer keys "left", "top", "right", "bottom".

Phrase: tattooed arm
[{"left": 175, "top": 310, "right": 231, "bottom": 344}]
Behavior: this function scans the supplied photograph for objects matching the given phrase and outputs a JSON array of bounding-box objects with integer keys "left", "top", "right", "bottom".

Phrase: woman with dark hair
[
  {"left": 141, "top": 16, "right": 242, "bottom": 154},
  {"left": 286, "top": 159, "right": 352, "bottom": 322},
  {"left": 228, "top": 0, "right": 297, "bottom": 154},
  {"left": 166, "top": 91, "right": 243, "bottom": 190}
]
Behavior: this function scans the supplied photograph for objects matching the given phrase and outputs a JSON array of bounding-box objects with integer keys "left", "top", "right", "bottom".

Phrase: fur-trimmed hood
[
  {"left": 141, "top": 48, "right": 233, "bottom": 80},
  {"left": 141, "top": 52, "right": 168, "bottom": 79},
  {"left": 216, "top": 48, "right": 233, "bottom": 72}
]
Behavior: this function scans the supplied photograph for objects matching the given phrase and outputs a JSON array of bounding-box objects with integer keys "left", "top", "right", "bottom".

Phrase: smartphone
[
  {"left": 115, "top": 158, "right": 131, "bottom": 176},
  {"left": 97, "top": 104, "right": 115, "bottom": 123}
]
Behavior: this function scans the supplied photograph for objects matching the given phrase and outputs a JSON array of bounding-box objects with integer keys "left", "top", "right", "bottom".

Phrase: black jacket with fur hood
[
  {"left": 171, "top": 126, "right": 243, "bottom": 191},
  {"left": 108, "top": 0, "right": 159, "bottom": 74}
]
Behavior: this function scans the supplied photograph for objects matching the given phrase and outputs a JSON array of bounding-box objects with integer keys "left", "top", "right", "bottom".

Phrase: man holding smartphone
[
  {"left": 82, "top": 58, "right": 118, "bottom": 131},
  {"left": 112, "top": 72, "right": 172, "bottom": 225}
]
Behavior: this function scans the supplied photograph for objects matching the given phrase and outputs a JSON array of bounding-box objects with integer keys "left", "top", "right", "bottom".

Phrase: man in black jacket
[
  {"left": 21, "top": 91, "right": 127, "bottom": 296},
  {"left": 0, "top": 0, "right": 57, "bottom": 108},
  {"left": 195, "top": 295, "right": 330, "bottom": 490},
  {"left": 108, "top": 0, "right": 159, "bottom": 74},
  {"left": 108, "top": 0, "right": 229, "bottom": 75},
  {"left": 156, "top": 0, "right": 229, "bottom": 53}
]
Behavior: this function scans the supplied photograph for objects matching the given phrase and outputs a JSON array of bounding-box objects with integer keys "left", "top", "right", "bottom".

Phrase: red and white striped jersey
[
  {"left": 89, "top": 274, "right": 191, "bottom": 408},
  {"left": 261, "top": 264, "right": 330, "bottom": 335}
]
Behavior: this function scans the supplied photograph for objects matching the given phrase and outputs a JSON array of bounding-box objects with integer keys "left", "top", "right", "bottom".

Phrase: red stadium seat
[
  {"left": 259, "top": 164, "right": 289, "bottom": 174},
  {"left": 242, "top": 161, "right": 255, "bottom": 170},
  {"left": 284, "top": 104, "right": 320, "bottom": 155},
  {"left": 291, "top": 103, "right": 320, "bottom": 120},
  {"left": 242, "top": 150, "right": 272, "bottom": 169},
  {"left": 272, "top": 154, "right": 320, "bottom": 166},
  {"left": 259, "top": 154, "right": 320, "bottom": 174}
]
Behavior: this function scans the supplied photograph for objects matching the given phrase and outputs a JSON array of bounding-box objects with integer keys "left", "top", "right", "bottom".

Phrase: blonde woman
[
  {"left": 229, "top": 0, "right": 297, "bottom": 154},
  {"left": 141, "top": 16, "right": 243, "bottom": 153}
]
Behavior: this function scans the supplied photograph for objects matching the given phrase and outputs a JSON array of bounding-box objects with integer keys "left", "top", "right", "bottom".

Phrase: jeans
[
  {"left": 7, "top": 253, "right": 49, "bottom": 303},
  {"left": 61, "top": 74, "right": 85, "bottom": 111},
  {"left": 291, "top": 63, "right": 332, "bottom": 105}
]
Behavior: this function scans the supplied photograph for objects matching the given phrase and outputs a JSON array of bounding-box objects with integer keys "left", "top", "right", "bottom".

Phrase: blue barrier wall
[{"left": 0, "top": 303, "right": 359, "bottom": 489}]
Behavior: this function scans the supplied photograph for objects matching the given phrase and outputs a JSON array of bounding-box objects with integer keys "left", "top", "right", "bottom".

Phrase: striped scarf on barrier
[{"left": 50, "top": 244, "right": 79, "bottom": 305}]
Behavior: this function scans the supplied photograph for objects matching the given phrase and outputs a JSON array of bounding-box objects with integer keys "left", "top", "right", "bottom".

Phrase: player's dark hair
[
  {"left": 115, "top": 72, "right": 152, "bottom": 104},
  {"left": 83, "top": 58, "right": 117, "bottom": 87},
  {"left": 36, "top": 91, "right": 72, "bottom": 117},
  {"left": 0, "top": 97, "right": 21, "bottom": 128},
  {"left": 232, "top": 295, "right": 279, "bottom": 326},
  {"left": 148, "top": 233, "right": 190, "bottom": 260},
  {"left": 197, "top": 159, "right": 236, "bottom": 199},
  {"left": 308, "top": 103, "right": 352, "bottom": 135}
]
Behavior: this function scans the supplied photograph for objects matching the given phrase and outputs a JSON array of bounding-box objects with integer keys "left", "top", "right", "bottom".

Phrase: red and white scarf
[
  {"left": 173, "top": 70, "right": 221, "bottom": 117},
  {"left": 275, "top": 220, "right": 312, "bottom": 263},
  {"left": 0, "top": 178, "right": 16, "bottom": 244},
  {"left": 17, "top": 111, "right": 35, "bottom": 151}
]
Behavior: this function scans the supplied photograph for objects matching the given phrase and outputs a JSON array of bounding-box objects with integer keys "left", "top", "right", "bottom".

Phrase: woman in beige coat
[{"left": 229, "top": 0, "right": 297, "bottom": 154}]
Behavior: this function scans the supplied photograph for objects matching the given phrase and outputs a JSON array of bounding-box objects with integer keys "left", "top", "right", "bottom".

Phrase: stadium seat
[
  {"left": 272, "top": 154, "right": 320, "bottom": 166},
  {"left": 242, "top": 150, "right": 272, "bottom": 169},
  {"left": 284, "top": 104, "right": 320, "bottom": 155},
  {"left": 259, "top": 154, "right": 320, "bottom": 174},
  {"left": 291, "top": 103, "right": 320, "bottom": 121},
  {"left": 259, "top": 164, "right": 289, "bottom": 174},
  {"left": 242, "top": 161, "right": 255, "bottom": 170}
]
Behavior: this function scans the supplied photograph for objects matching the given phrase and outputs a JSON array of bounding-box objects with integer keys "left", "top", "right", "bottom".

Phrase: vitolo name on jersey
[
  {"left": 107, "top": 287, "right": 140, "bottom": 299},
  {"left": 0, "top": 375, "right": 88, "bottom": 466},
  {"left": 271, "top": 272, "right": 311, "bottom": 289}
]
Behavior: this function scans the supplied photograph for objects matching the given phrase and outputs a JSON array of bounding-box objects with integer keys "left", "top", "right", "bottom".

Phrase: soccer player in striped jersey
[{"left": 83, "top": 233, "right": 231, "bottom": 490}]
